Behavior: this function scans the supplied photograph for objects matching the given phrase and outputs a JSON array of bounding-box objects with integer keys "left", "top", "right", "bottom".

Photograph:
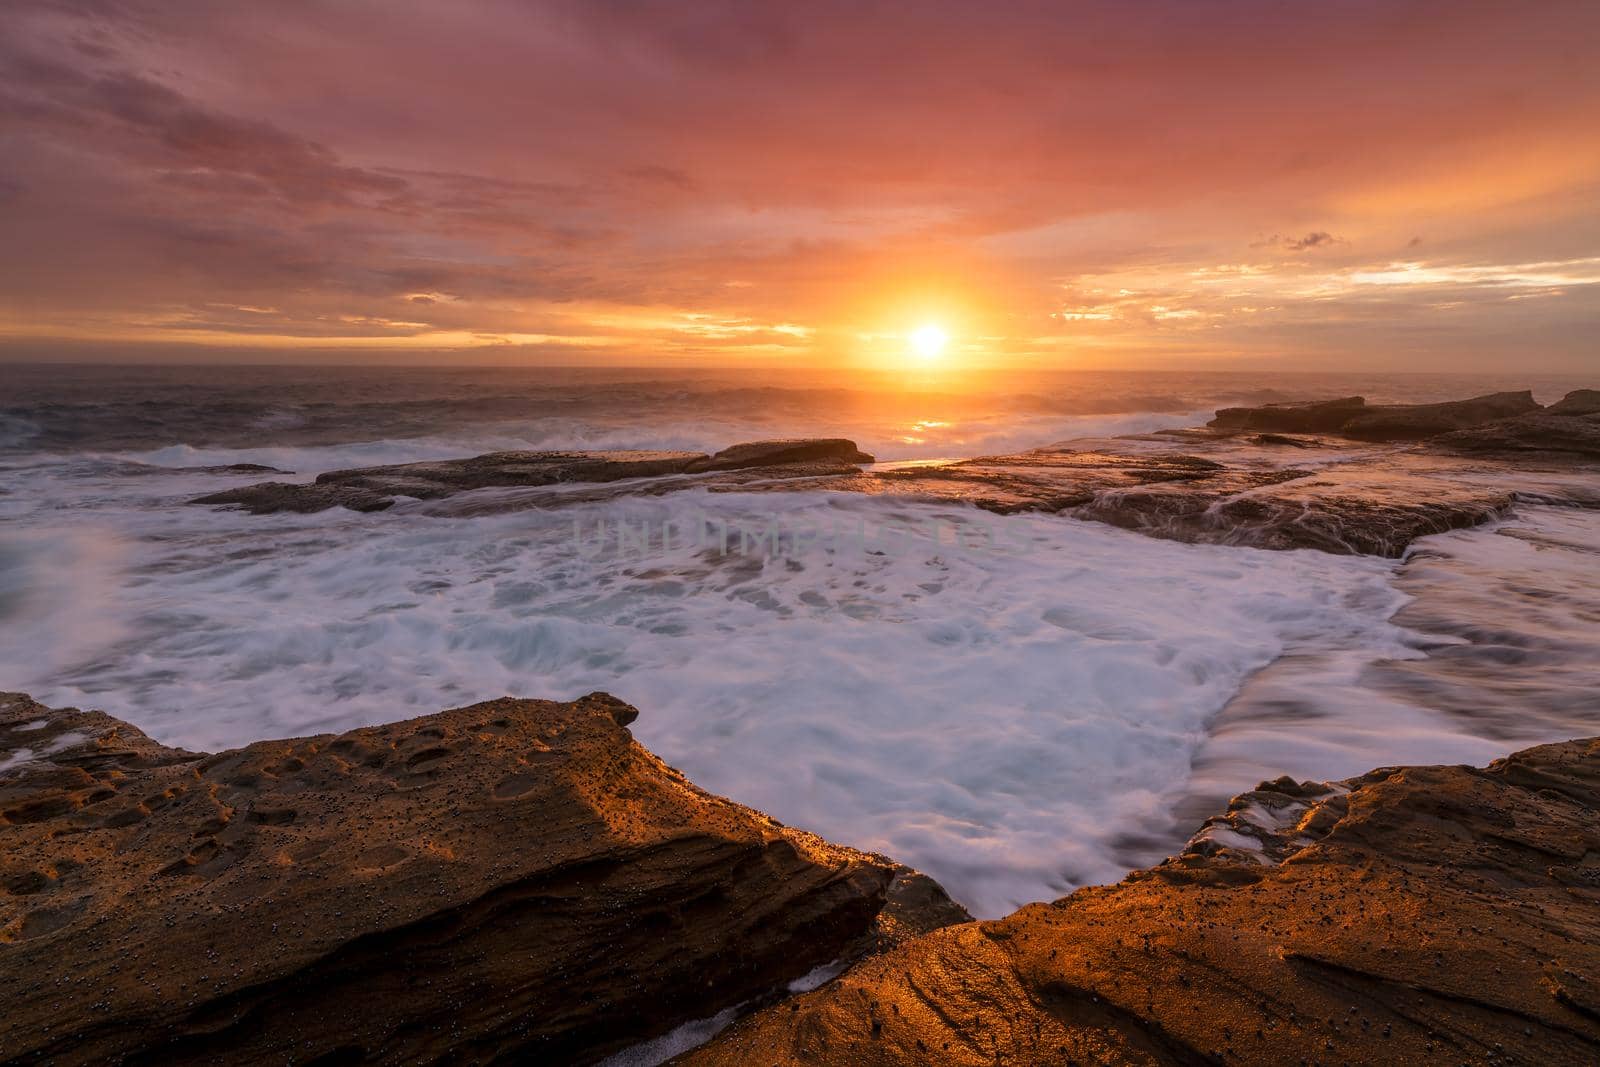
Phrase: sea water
[{"left": 2, "top": 364, "right": 1596, "bottom": 917}]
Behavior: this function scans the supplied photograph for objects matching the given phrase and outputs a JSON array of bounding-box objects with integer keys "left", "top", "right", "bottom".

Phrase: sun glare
[{"left": 909, "top": 324, "right": 949, "bottom": 360}]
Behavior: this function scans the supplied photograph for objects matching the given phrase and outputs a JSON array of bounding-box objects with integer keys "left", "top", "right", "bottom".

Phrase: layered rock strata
[{"left": 0, "top": 692, "right": 964, "bottom": 1065}]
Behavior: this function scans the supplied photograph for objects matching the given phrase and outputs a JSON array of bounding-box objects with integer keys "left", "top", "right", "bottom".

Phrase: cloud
[
  {"left": 1252, "top": 231, "right": 1344, "bottom": 252},
  {"left": 86, "top": 73, "right": 410, "bottom": 206},
  {"left": 0, "top": 0, "right": 1598, "bottom": 368},
  {"left": 1284, "top": 232, "right": 1338, "bottom": 252}
]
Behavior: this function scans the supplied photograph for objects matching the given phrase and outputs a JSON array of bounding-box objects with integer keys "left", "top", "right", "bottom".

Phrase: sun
[{"left": 909, "top": 323, "right": 949, "bottom": 360}]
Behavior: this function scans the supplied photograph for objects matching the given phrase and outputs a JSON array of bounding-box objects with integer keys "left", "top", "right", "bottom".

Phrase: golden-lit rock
[
  {"left": 0, "top": 691, "right": 964, "bottom": 1065},
  {"left": 685, "top": 738, "right": 1600, "bottom": 1066}
]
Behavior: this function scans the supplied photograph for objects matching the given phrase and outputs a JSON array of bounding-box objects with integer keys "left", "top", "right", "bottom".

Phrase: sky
[{"left": 1, "top": 0, "right": 1597, "bottom": 371}]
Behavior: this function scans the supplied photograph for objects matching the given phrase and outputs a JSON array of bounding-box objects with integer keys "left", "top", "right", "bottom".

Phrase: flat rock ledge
[
  {"left": 1432, "top": 411, "right": 1600, "bottom": 457},
  {"left": 686, "top": 737, "right": 1600, "bottom": 1067},
  {"left": 192, "top": 438, "right": 877, "bottom": 514},
  {"left": 191, "top": 392, "right": 1600, "bottom": 559},
  {"left": 192, "top": 439, "right": 1525, "bottom": 558},
  {"left": 0, "top": 692, "right": 964, "bottom": 1066},
  {"left": 764, "top": 448, "right": 1518, "bottom": 557},
  {"left": 1208, "top": 388, "right": 1600, "bottom": 449}
]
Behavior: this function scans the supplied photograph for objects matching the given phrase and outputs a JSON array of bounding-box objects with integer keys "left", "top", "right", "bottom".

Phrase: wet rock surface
[
  {"left": 0, "top": 692, "right": 965, "bottom": 1066},
  {"left": 1431, "top": 412, "right": 1600, "bottom": 457},
  {"left": 191, "top": 394, "right": 1600, "bottom": 559},
  {"left": 688, "top": 438, "right": 876, "bottom": 472},
  {"left": 1069, "top": 458, "right": 1513, "bottom": 556},
  {"left": 1545, "top": 389, "right": 1600, "bottom": 417},
  {"left": 125, "top": 461, "right": 295, "bottom": 476},
  {"left": 724, "top": 446, "right": 1520, "bottom": 557},
  {"left": 685, "top": 737, "right": 1600, "bottom": 1067},
  {"left": 1339, "top": 389, "right": 1542, "bottom": 440},
  {"left": 192, "top": 449, "right": 712, "bottom": 513},
  {"left": 190, "top": 442, "right": 1562, "bottom": 557},
  {"left": 407, "top": 458, "right": 871, "bottom": 518},
  {"left": 191, "top": 440, "right": 879, "bottom": 514},
  {"left": 744, "top": 448, "right": 1292, "bottom": 513},
  {"left": 1208, "top": 395, "right": 1369, "bottom": 434},
  {"left": 1210, "top": 389, "right": 1547, "bottom": 441}
]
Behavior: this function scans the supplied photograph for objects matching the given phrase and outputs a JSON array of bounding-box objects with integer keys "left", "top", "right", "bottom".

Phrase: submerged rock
[
  {"left": 685, "top": 737, "right": 1600, "bottom": 1066},
  {"left": 1249, "top": 432, "right": 1316, "bottom": 448},
  {"left": 115, "top": 461, "right": 294, "bottom": 477},
  {"left": 184, "top": 462, "right": 294, "bottom": 475},
  {"left": 0, "top": 692, "right": 965, "bottom": 1065}
]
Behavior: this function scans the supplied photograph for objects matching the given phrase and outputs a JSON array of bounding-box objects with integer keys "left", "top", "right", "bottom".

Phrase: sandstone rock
[
  {"left": 185, "top": 462, "right": 293, "bottom": 475},
  {"left": 1339, "top": 389, "right": 1542, "bottom": 441},
  {"left": 415, "top": 459, "right": 872, "bottom": 518},
  {"left": 1208, "top": 391, "right": 1544, "bottom": 442},
  {"left": 1432, "top": 413, "right": 1600, "bottom": 457},
  {"left": 1208, "top": 396, "right": 1368, "bottom": 433},
  {"left": 1075, "top": 464, "right": 1512, "bottom": 556},
  {"left": 193, "top": 443, "right": 875, "bottom": 514},
  {"left": 0, "top": 692, "right": 965, "bottom": 1065},
  {"left": 725, "top": 449, "right": 1264, "bottom": 514},
  {"left": 117, "top": 462, "right": 294, "bottom": 477},
  {"left": 735, "top": 447, "right": 1507, "bottom": 556},
  {"left": 685, "top": 738, "right": 1600, "bottom": 1067},
  {"left": 688, "top": 438, "right": 875, "bottom": 472},
  {"left": 193, "top": 449, "right": 710, "bottom": 514},
  {"left": 1249, "top": 432, "right": 1315, "bottom": 448},
  {"left": 188, "top": 405, "right": 1582, "bottom": 558},
  {"left": 319, "top": 449, "right": 709, "bottom": 493},
  {"left": 190, "top": 479, "right": 401, "bottom": 513},
  {"left": 1546, "top": 389, "right": 1600, "bottom": 416}
]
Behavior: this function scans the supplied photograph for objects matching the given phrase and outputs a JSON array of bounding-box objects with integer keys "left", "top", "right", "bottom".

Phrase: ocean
[{"left": 3, "top": 363, "right": 1597, "bottom": 917}]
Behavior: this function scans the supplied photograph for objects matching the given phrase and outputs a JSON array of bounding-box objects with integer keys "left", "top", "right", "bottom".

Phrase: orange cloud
[{"left": 1, "top": 0, "right": 1597, "bottom": 370}]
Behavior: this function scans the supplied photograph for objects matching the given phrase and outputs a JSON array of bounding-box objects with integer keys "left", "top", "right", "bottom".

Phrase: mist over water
[{"left": 3, "top": 364, "right": 1599, "bottom": 916}]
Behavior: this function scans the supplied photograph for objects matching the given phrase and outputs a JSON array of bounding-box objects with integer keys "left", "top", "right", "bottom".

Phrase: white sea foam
[
  {"left": 787, "top": 959, "right": 848, "bottom": 993},
  {"left": 1186, "top": 504, "right": 1600, "bottom": 804},
  {"left": 2, "top": 457, "right": 1419, "bottom": 916},
  {"left": 0, "top": 730, "right": 91, "bottom": 777},
  {"left": 597, "top": 1004, "right": 743, "bottom": 1067}
]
